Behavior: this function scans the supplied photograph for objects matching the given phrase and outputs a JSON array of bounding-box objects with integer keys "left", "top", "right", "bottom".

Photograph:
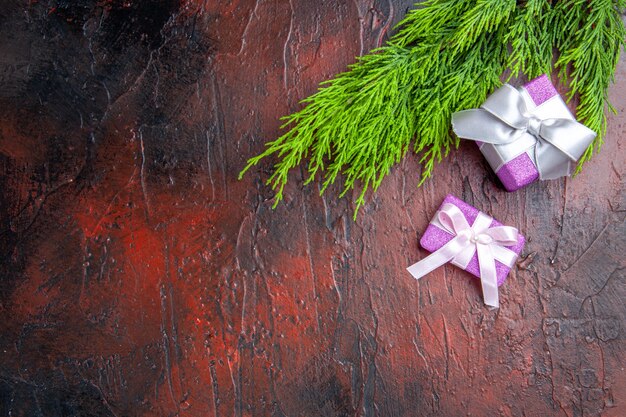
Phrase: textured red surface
[{"left": 1, "top": 1, "right": 625, "bottom": 416}]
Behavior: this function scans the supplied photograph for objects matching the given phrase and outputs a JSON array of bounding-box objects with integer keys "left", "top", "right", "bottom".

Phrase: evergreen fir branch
[
  {"left": 556, "top": 0, "right": 626, "bottom": 171},
  {"left": 240, "top": 0, "right": 515, "bottom": 216},
  {"left": 506, "top": 0, "right": 554, "bottom": 79},
  {"left": 390, "top": 0, "right": 474, "bottom": 47},
  {"left": 414, "top": 25, "right": 510, "bottom": 185},
  {"left": 450, "top": 0, "right": 516, "bottom": 53},
  {"left": 239, "top": 0, "right": 626, "bottom": 216}
]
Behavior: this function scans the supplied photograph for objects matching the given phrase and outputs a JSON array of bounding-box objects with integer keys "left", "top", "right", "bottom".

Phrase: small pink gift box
[{"left": 418, "top": 195, "right": 525, "bottom": 286}]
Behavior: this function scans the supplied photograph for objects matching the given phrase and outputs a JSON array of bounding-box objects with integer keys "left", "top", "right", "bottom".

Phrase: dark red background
[{"left": 1, "top": 1, "right": 625, "bottom": 416}]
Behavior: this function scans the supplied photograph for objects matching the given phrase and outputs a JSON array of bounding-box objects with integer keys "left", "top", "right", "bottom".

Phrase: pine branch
[
  {"left": 390, "top": 0, "right": 474, "bottom": 47},
  {"left": 506, "top": 0, "right": 554, "bottom": 79},
  {"left": 240, "top": 0, "right": 626, "bottom": 216},
  {"left": 556, "top": 0, "right": 626, "bottom": 171},
  {"left": 240, "top": 0, "right": 516, "bottom": 217},
  {"left": 450, "top": 0, "right": 516, "bottom": 53}
]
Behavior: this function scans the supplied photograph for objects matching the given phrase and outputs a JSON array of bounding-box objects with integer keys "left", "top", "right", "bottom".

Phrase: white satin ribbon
[
  {"left": 407, "top": 203, "right": 519, "bottom": 308},
  {"left": 452, "top": 84, "right": 596, "bottom": 179}
]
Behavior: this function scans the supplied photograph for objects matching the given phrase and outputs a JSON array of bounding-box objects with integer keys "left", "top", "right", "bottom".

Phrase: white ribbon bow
[
  {"left": 452, "top": 84, "right": 596, "bottom": 179},
  {"left": 407, "top": 203, "right": 519, "bottom": 308}
]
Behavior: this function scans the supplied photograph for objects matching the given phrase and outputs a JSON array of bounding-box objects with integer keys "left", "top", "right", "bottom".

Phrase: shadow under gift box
[
  {"left": 419, "top": 195, "right": 526, "bottom": 286},
  {"left": 478, "top": 75, "right": 574, "bottom": 191}
]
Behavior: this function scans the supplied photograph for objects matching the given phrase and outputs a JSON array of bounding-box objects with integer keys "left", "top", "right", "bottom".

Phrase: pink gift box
[
  {"left": 478, "top": 75, "right": 570, "bottom": 191},
  {"left": 419, "top": 195, "right": 525, "bottom": 285}
]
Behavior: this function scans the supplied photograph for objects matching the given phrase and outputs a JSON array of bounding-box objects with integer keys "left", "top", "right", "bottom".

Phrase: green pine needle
[{"left": 240, "top": 0, "right": 626, "bottom": 217}]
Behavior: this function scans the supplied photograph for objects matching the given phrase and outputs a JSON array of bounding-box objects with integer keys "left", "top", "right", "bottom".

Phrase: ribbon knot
[
  {"left": 526, "top": 115, "right": 542, "bottom": 137},
  {"left": 458, "top": 229, "right": 492, "bottom": 245},
  {"left": 472, "top": 232, "right": 493, "bottom": 245},
  {"left": 407, "top": 203, "right": 519, "bottom": 308},
  {"left": 452, "top": 84, "right": 596, "bottom": 180}
]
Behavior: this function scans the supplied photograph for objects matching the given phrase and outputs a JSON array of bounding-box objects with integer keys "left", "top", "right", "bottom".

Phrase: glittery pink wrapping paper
[
  {"left": 478, "top": 74, "right": 558, "bottom": 191},
  {"left": 419, "top": 195, "right": 525, "bottom": 286}
]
